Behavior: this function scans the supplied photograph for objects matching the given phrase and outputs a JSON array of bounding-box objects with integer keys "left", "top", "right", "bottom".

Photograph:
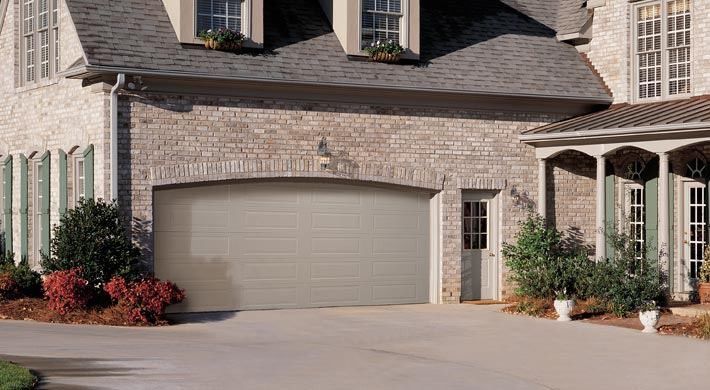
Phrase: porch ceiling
[{"left": 521, "top": 95, "right": 710, "bottom": 142}]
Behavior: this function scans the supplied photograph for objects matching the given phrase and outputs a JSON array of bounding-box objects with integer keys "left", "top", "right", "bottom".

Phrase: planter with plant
[
  {"left": 364, "top": 40, "right": 405, "bottom": 63},
  {"left": 198, "top": 28, "right": 245, "bottom": 52},
  {"left": 698, "top": 248, "right": 710, "bottom": 304},
  {"left": 638, "top": 301, "right": 660, "bottom": 333},
  {"left": 503, "top": 214, "right": 590, "bottom": 322}
]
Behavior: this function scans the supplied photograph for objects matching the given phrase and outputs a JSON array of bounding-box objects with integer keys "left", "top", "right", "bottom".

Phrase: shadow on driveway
[{"left": 0, "top": 355, "right": 143, "bottom": 390}]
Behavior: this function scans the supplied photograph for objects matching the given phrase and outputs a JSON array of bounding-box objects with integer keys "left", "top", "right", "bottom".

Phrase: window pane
[{"left": 196, "top": 0, "right": 242, "bottom": 33}]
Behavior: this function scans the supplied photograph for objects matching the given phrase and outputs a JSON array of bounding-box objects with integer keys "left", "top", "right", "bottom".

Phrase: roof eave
[
  {"left": 520, "top": 122, "right": 710, "bottom": 143},
  {"left": 64, "top": 64, "right": 615, "bottom": 106}
]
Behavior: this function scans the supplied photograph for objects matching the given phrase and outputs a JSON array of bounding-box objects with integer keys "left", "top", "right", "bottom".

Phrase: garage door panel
[
  {"left": 156, "top": 233, "right": 230, "bottom": 256},
  {"left": 156, "top": 185, "right": 230, "bottom": 205},
  {"left": 372, "top": 191, "right": 425, "bottom": 211},
  {"left": 310, "top": 262, "right": 361, "bottom": 280},
  {"left": 239, "top": 287, "right": 301, "bottom": 309},
  {"left": 155, "top": 182, "right": 431, "bottom": 312},
  {"left": 241, "top": 262, "right": 300, "bottom": 282},
  {"left": 311, "top": 188, "right": 364, "bottom": 206},
  {"left": 154, "top": 205, "right": 230, "bottom": 232},
  {"left": 310, "top": 237, "right": 363, "bottom": 255},
  {"left": 231, "top": 185, "right": 300, "bottom": 205},
  {"left": 371, "top": 261, "right": 420, "bottom": 278},
  {"left": 311, "top": 213, "right": 362, "bottom": 230},
  {"left": 238, "top": 237, "right": 299, "bottom": 256},
  {"left": 309, "top": 286, "right": 361, "bottom": 305},
  {"left": 371, "top": 284, "right": 418, "bottom": 301},
  {"left": 242, "top": 211, "right": 299, "bottom": 229},
  {"left": 372, "top": 237, "right": 423, "bottom": 256},
  {"left": 373, "top": 213, "right": 425, "bottom": 232}
]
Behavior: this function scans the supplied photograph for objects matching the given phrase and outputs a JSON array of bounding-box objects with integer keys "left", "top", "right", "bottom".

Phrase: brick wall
[
  {"left": 117, "top": 93, "right": 583, "bottom": 302},
  {"left": 0, "top": 0, "right": 108, "bottom": 263},
  {"left": 586, "top": 0, "right": 710, "bottom": 104}
]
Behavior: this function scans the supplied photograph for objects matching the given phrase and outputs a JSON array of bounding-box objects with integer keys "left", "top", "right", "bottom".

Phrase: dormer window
[
  {"left": 196, "top": 0, "right": 244, "bottom": 34},
  {"left": 634, "top": 0, "right": 692, "bottom": 101},
  {"left": 360, "top": 0, "right": 407, "bottom": 49}
]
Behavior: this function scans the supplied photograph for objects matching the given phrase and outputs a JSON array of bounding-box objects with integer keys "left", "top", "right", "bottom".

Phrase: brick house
[{"left": 0, "top": 0, "right": 707, "bottom": 312}]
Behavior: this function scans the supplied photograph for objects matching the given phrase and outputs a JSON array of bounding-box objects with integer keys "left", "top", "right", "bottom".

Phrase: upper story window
[
  {"left": 21, "top": 0, "right": 60, "bottom": 85},
  {"left": 196, "top": 0, "right": 244, "bottom": 34},
  {"left": 361, "top": 0, "right": 404, "bottom": 49},
  {"left": 634, "top": 0, "right": 691, "bottom": 101}
]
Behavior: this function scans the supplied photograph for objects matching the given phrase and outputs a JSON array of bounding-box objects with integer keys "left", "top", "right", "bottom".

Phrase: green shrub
[
  {"left": 585, "top": 231, "right": 666, "bottom": 317},
  {"left": 0, "top": 255, "right": 42, "bottom": 298},
  {"left": 503, "top": 214, "right": 591, "bottom": 300},
  {"left": 41, "top": 199, "right": 142, "bottom": 288},
  {"left": 0, "top": 360, "right": 36, "bottom": 390}
]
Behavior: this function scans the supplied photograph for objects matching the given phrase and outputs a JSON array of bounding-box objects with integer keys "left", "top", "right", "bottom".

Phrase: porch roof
[{"left": 521, "top": 95, "right": 710, "bottom": 142}]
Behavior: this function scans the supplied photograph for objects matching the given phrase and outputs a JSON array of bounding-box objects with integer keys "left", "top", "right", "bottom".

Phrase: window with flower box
[
  {"left": 360, "top": 0, "right": 408, "bottom": 49},
  {"left": 196, "top": 0, "right": 245, "bottom": 34}
]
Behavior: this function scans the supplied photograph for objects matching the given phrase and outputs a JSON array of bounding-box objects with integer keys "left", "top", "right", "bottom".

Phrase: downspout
[{"left": 110, "top": 74, "right": 125, "bottom": 202}]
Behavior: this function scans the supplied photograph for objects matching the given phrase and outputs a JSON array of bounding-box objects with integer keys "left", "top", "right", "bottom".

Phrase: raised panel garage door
[{"left": 154, "top": 182, "right": 431, "bottom": 312}]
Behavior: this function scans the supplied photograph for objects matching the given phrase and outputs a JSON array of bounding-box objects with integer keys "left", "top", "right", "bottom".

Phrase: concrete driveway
[{"left": 1, "top": 304, "right": 709, "bottom": 389}]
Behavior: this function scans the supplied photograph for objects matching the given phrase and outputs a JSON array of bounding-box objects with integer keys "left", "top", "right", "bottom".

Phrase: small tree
[
  {"left": 503, "top": 214, "right": 590, "bottom": 300},
  {"left": 41, "top": 199, "right": 141, "bottom": 288}
]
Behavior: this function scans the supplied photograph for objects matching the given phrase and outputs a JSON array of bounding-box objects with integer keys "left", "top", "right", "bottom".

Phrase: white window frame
[
  {"left": 32, "top": 159, "right": 43, "bottom": 265},
  {"left": 194, "top": 0, "right": 250, "bottom": 38},
  {"left": 358, "top": 0, "right": 409, "bottom": 52},
  {"left": 632, "top": 0, "right": 693, "bottom": 102},
  {"left": 73, "top": 155, "right": 85, "bottom": 207},
  {"left": 618, "top": 180, "right": 646, "bottom": 260},
  {"left": 462, "top": 200, "right": 489, "bottom": 251},
  {"left": 20, "top": 0, "right": 60, "bottom": 86}
]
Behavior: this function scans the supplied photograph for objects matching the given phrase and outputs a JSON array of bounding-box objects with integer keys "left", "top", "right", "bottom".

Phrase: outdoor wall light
[
  {"left": 510, "top": 185, "right": 534, "bottom": 210},
  {"left": 317, "top": 137, "right": 332, "bottom": 170}
]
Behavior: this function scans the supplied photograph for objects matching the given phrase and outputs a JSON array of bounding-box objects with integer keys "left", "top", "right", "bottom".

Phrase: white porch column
[
  {"left": 595, "top": 155, "right": 606, "bottom": 260},
  {"left": 658, "top": 152, "right": 670, "bottom": 265},
  {"left": 538, "top": 158, "right": 547, "bottom": 218}
]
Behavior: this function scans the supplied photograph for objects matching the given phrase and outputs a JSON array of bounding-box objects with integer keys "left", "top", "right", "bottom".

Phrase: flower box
[
  {"left": 198, "top": 28, "right": 244, "bottom": 53},
  {"left": 365, "top": 40, "right": 405, "bottom": 64}
]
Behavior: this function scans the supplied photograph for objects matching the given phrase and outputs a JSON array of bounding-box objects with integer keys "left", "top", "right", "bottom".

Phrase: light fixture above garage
[{"left": 317, "top": 137, "right": 332, "bottom": 170}]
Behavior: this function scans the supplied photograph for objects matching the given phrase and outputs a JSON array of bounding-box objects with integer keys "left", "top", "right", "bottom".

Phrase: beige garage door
[{"left": 154, "top": 181, "right": 431, "bottom": 312}]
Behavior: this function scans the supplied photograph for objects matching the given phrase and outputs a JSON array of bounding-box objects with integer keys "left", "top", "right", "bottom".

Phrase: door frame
[
  {"left": 461, "top": 190, "right": 501, "bottom": 301},
  {"left": 678, "top": 179, "right": 707, "bottom": 293}
]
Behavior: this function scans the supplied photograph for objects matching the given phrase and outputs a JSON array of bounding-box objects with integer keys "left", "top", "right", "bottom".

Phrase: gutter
[
  {"left": 520, "top": 122, "right": 710, "bottom": 143},
  {"left": 110, "top": 74, "right": 125, "bottom": 202},
  {"left": 63, "top": 64, "right": 614, "bottom": 105}
]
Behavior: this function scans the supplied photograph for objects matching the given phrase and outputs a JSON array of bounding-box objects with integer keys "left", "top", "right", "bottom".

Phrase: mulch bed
[
  {"left": 502, "top": 299, "right": 707, "bottom": 340},
  {"left": 0, "top": 298, "right": 167, "bottom": 327}
]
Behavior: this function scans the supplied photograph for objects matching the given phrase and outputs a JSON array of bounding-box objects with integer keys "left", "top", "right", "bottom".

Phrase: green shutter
[
  {"left": 643, "top": 158, "right": 659, "bottom": 261},
  {"left": 3, "top": 156, "right": 12, "bottom": 255},
  {"left": 19, "top": 154, "right": 28, "bottom": 261},
  {"left": 59, "top": 150, "right": 67, "bottom": 216},
  {"left": 40, "top": 152, "right": 50, "bottom": 258},
  {"left": 83, "top": 145, "right": 94, "bottom": 200},
  {"left": 605, "top": 163, "right": 615, "bottom": 258}
]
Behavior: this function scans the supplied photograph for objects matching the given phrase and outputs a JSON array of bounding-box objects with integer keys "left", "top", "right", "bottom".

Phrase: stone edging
[{"left": 150, "top": 159, "right": 447, "bottom": 190}]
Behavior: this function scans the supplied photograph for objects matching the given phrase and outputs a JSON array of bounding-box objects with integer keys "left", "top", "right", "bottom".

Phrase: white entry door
[
  {"left": 683, "top": 181, "right": 707, "bottom": 291},
  {"left": 461, "top": 192, "right": 498, "bottom": 301}
]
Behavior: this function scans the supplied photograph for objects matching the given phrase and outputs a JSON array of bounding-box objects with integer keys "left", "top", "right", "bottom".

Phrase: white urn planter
[
  {"left": 639, "top": 310, "right": 660, "bottom": 333},
  {"left": 554, "top": 299, "right": 575, "bottom": 322}
]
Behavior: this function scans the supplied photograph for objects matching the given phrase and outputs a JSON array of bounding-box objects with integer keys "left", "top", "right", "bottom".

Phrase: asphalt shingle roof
[{"left": 64, "top": 0, "right": 610, "bottom": 100}]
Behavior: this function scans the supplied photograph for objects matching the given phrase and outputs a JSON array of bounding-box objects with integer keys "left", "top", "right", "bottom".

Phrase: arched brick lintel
[{"left": 150, "top": 159, "right": 447, "bottom": 191}]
